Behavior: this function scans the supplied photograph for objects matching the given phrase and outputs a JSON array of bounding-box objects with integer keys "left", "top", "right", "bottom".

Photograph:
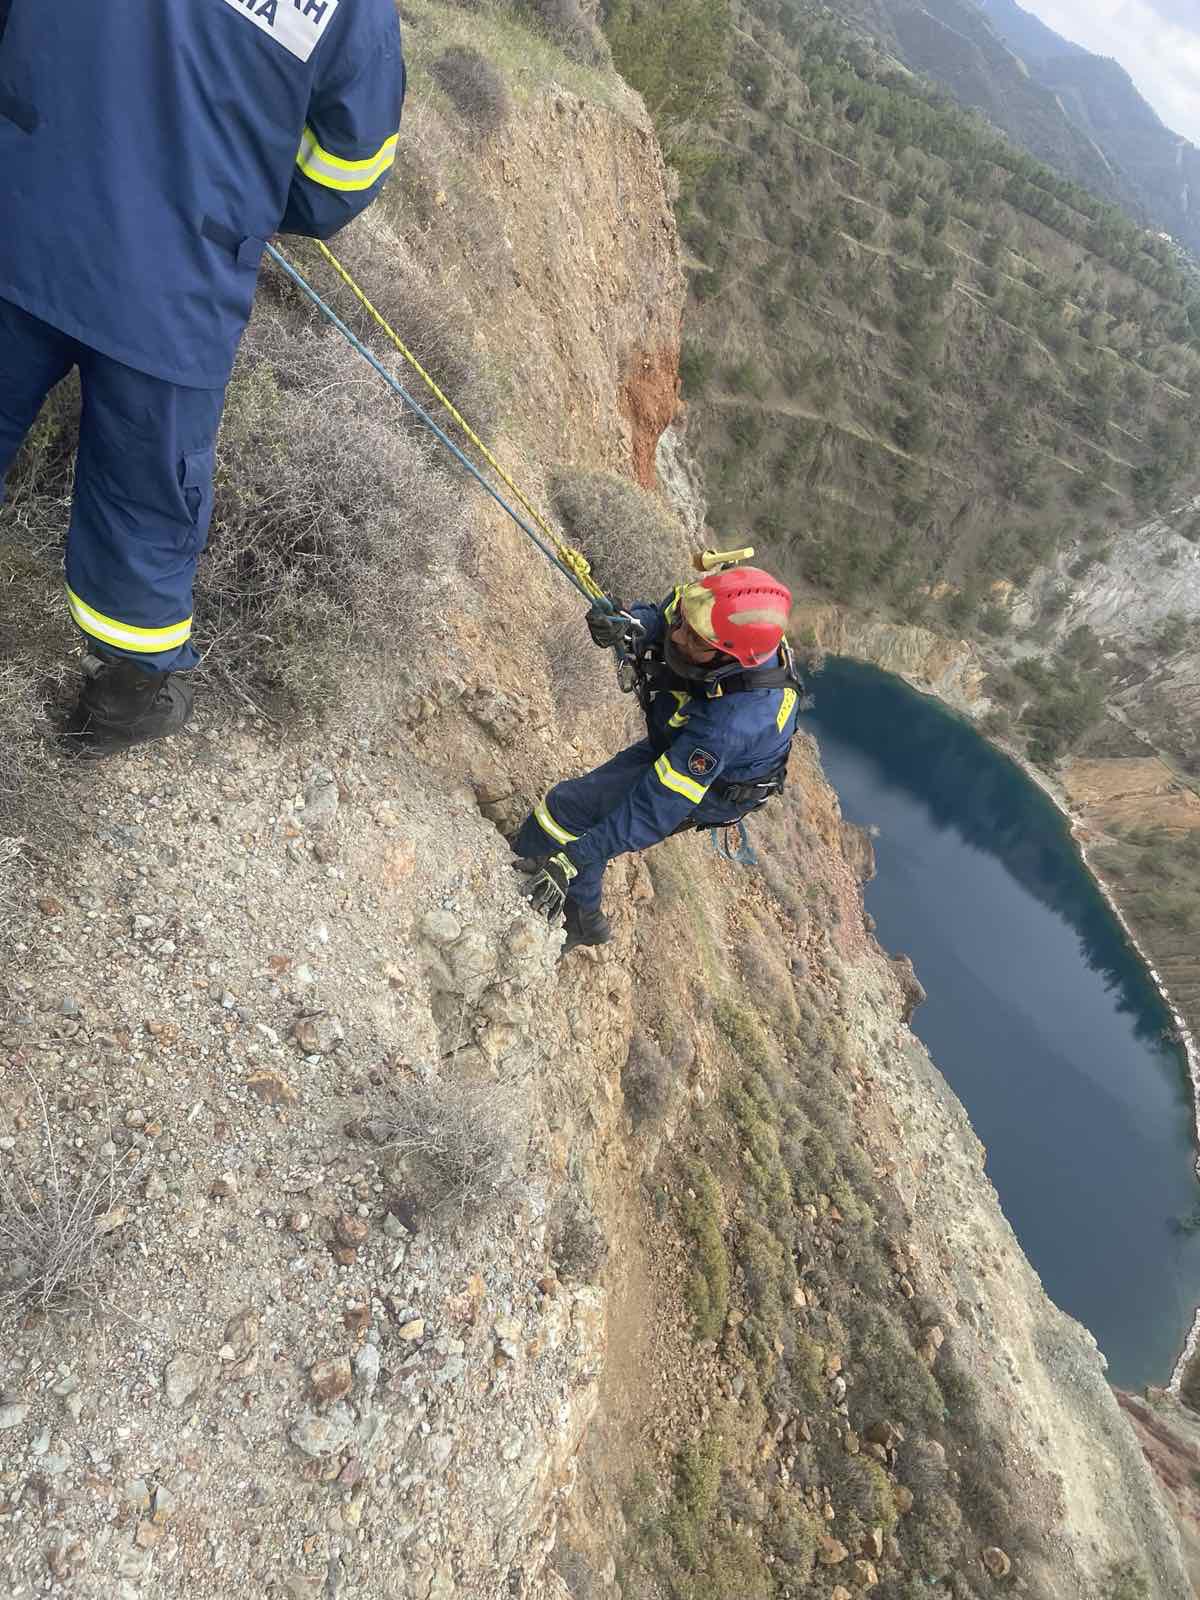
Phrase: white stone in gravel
[
  {"left": 0, "top": 1403, "right": 29, "bottom": 1429},
  {"left": 30, "top": 1427, "right": 50, "bottom": 1454},
  {"left": 420, "top": 910, "right": 461, "bottom": 947},
  {"left": 301, "top": 770, "right": 339, "bottom": 828},
  {"left": 354, "top": 1345, "right": 380, "bottom": 1403},
  {"left": 163, "top": 1354, "right": 207, "bottom": 1410},
  {"left": 290, "top": 1404, "right": 358, "bottom": 1458}
]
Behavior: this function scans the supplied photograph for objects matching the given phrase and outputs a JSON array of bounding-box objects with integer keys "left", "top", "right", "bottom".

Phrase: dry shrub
[
  {"left": 0, "top": 506, "right": 84, "bottom": 885},
  {"left": 549, "top": 1189, "right": 608, "bottom": 1282},
  {"left": 0, "top": 372, "right": 79, "bottom": 540},
  {"left": 198, "top": 305, "right": 474, "bottom": 724},
  {"left": 544, "top": 612, "right": 610, "bottom": 718},
  {"left": 550, "top": 467, "right": 691, "bottom": 602},
  {"left": 431, "top": 46, "right": 512, "bottom": 137},
  {"left": 517, "top": 0, "right": 612, "bottom": 67},
  {"left": 373, "top": 1073, "right": 523, "bottom": 1220},
  {"left": 622, "top": 1035, "right": 673, "bottom": 1127},
  {"left": 310, "top": 205, "right": 503, "bottom": 442},
  {"left": 0, "top": 1076, "right": 138, "bottom": 1318},
  {"left": 736, "top": 914, "right": 800, "bottom": 1031},
  {"left": 553, "top": 1547, "right": 600, "bottom": 1600}
]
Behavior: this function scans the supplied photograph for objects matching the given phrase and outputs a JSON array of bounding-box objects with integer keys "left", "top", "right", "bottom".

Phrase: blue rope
[
  {"left": 710, "top": 820, "right": 758, "bottom": 867},
  {"left": 263, "top": 242, "right": 611, "bottom": 612}
]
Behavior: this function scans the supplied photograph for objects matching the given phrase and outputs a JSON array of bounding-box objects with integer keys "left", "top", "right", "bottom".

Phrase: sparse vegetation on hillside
[{"left": 613, "top": 941, "right": 1059, "bottom": 1596}]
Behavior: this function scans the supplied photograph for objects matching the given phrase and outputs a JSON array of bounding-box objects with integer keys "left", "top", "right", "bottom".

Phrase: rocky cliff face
[
  {"left": 792, "top": 600, "right": 990, "bottom": 713},
  {"left": 1014, "top": 499, "right": 1200, "bottom": 759}
]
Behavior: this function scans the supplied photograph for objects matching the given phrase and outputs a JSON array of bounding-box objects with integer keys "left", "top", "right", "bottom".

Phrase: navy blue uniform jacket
[
  {"left": 0, "top": 0, "right": 405, "bottom": 387},
  {"left": 562, "top": 591, "right": 800, "bottom": 871}
]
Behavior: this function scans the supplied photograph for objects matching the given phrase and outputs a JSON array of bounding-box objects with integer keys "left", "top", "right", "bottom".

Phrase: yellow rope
[{"left": 312, "top": 239, "right": 606, "bottom": 603}]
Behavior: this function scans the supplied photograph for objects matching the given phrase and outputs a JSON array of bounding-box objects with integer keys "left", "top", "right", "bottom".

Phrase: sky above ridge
[{"left": 1018, "top": 0, "right": 1200, "bottom": 145}]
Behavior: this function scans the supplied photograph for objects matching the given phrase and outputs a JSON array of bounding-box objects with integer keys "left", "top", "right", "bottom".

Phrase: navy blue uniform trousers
[
  {"left": 514, "top": 742, "right": 666, "bottom": 911},
  {"left": 0, "top": 296, "right": 225, "bottom": 670}
]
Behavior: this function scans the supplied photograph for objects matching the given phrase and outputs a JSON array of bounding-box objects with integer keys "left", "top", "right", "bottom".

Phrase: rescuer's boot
[
  {"left": 561, "top": 898, "right": 612, "bottom": 956},
  {"left": 63, "top": 657, "right": 194, "bottom": 758}
]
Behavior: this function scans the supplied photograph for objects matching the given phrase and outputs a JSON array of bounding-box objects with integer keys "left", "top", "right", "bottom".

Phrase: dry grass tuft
[
  {"left": 0, "top": 1076, "right": 138, "bottom": 1319},
  {"left": 431, "top": 46, "right": 513, "bottom": 138},
  {"left": 373, "top": 1073, "right": 523, "bottom": 1219},
  {"left": 550, "top": 467, "right": 690, "bottom": 602}
]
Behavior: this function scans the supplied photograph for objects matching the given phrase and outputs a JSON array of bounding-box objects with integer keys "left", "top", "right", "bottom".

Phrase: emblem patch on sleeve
[
  {"left": 688, "top": 748, "right": 717, "bottom": 778},
  {"left": 220, "top": 0, "right": 339, "bottom": 63}
]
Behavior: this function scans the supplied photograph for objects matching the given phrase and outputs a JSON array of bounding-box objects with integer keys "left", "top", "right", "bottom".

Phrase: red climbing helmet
[{"left": 680, "top": 566, "right": 793, "bottom": 668}]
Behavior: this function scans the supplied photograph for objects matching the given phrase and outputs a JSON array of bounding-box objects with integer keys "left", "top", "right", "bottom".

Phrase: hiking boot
[
  {"left": 562, "top": 897, "right": 611, "bottom": 955},
  {"left": 63, "top": 657, "right": 194, "bottom": 759}
]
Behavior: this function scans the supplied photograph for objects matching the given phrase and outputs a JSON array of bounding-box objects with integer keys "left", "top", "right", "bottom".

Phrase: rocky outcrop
[
  {"left": 792, "top": 600, "right": 990, "bottom": 712},
  {"left": 1016, "top": 501, "right": 1200, "bottom": 646},
  {"left": 1116, "top": 1390, "right": 1200, "bottom": 1597}
]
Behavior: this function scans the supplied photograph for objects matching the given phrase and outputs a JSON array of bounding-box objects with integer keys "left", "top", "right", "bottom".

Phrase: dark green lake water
[{"left": 805, "top": 657, "right": 1200, "bottom": 1389}]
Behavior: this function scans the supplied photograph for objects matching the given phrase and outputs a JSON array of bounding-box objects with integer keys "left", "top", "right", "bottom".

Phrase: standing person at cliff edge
[
  {"left": 0, "top": 0, "right": 405, "bottom": 755},
  {"left": 515, "top": 561, "right": 802, "bottom": 952}
]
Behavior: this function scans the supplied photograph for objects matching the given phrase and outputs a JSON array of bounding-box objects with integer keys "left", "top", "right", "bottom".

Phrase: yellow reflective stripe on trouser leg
[
  {"left": 534, "top": 798, "right": 579, "bottom": 846},
  {"left": 654, "top": 753, "right": 709, "bottom": 804},
  {"left": 66, "top": 586, "right": 192, "bottom": 653},
  {"left": 777, "top": 686, "right": 797, "bottom": 733},
  {"left": 296, "top": 127, "right": 399, "bottom": 192}
]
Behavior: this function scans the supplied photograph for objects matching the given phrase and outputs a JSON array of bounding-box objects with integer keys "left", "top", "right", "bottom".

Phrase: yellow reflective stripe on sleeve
[
  {"left": 296, "top": 126, "right": 399, "bottom": 192},
  {"left": 777, "top": 686, "right": 797, "bottom": 733},
  {"left": 667, "top": 690, "right": 690, "bottom": 728},
  {"left": 654, "top": 753, "right": 708, "bottom": 804},
  {"left": 534, "top": 798, "right": 579, "bottom": 845},
  {"left": 664, "top": 586, "right": 682, "bottom": 623},
  {"left": 66, "top": 586, "right": 192, "bottom": 653}
]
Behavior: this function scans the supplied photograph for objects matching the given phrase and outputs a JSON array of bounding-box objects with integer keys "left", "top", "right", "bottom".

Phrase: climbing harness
[{"left": 264, "top": 241, "right": 614, "bottom": 616}]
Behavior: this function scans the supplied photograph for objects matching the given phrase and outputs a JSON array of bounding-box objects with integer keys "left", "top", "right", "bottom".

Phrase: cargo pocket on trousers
[{"left": 178, "top": 447, "right": 216, "bottom": 557}]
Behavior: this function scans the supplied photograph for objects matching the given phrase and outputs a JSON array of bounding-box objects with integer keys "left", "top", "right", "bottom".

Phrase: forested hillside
[
  {"left": 609, "top": 0, "right": 1200, "bottom": 770},
  {"left": 978, "top": 0, "right": 1200, "bottom": 258}
]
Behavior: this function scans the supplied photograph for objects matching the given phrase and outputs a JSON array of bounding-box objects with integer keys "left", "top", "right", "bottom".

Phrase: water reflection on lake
[{"left": 805, "top": 657, "right": 1199, "bottom": 1388}]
